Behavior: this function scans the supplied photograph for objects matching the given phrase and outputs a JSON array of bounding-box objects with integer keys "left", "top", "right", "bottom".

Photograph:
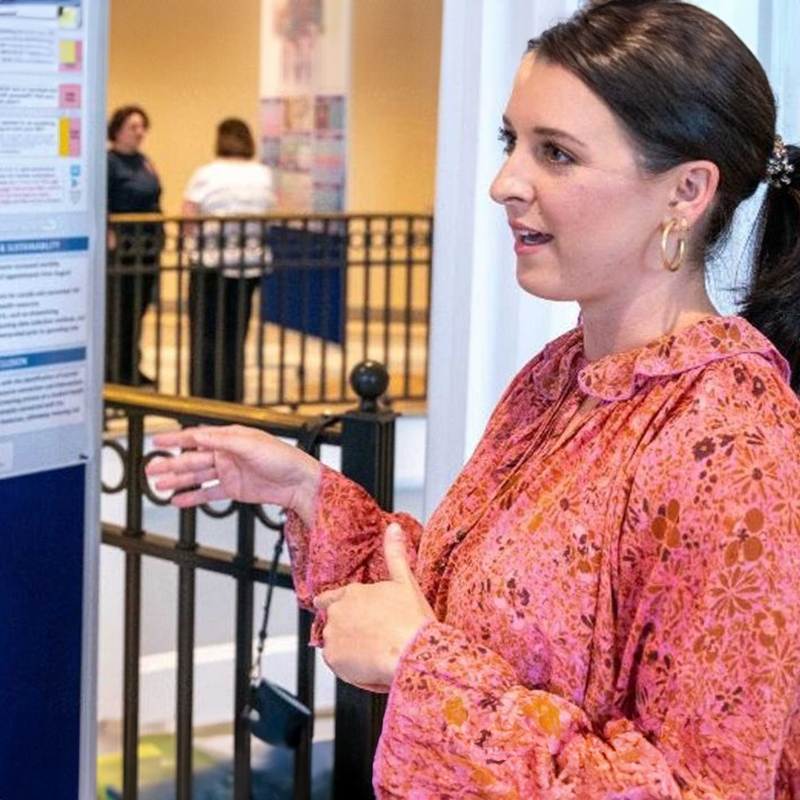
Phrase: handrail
[
  {"left": 109, "top": 211, "right": 431, "bottom": 223},
  {"left": 104, "top": 384, "right": 342, "bottom": 442}
]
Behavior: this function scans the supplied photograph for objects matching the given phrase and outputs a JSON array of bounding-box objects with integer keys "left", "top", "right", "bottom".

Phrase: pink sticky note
[
  {"left": 59, "top": 84, "right": 82, "bottom": 109},
  {"left": 69, "top": 118, "right": 82, "bottom": 157}
]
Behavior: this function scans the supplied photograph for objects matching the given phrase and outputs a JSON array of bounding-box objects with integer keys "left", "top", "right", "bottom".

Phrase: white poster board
[{"left": 0, "top": 0, "right": 104, "bottom": 480}]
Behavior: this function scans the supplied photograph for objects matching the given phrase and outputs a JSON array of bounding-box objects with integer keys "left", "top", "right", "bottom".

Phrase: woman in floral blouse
[{"left": 148, "top": 1, "right": 800, "bottom": 797}]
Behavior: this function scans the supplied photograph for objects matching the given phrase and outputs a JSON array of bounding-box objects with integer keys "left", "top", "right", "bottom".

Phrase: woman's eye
[
  {"left": 497, "top": 127, "right": 516, "bottom": 155},
  {"left": 542, "top": 142, "right": 573, "bottom": 166}
]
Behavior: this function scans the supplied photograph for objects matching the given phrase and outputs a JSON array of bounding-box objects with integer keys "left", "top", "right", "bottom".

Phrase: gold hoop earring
[{"left": 661, "top": 217, "right": 689, "bottom": 272}]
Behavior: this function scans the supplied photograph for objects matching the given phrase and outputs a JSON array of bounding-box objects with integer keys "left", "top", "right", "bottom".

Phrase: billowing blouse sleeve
[
  {"left": 283, "top": 467, "right": 423, "bottom": 616},
  {"left": 374, "top": 362, "right": 800, "bottom": 799}
]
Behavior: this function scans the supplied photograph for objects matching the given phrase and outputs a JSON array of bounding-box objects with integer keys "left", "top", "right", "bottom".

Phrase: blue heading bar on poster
[
  {"left": 0, "top": 348, "right": 86, "bottom": 372},
  {"left": 0, "top": 237, "right": 89, "bottom": 256}
]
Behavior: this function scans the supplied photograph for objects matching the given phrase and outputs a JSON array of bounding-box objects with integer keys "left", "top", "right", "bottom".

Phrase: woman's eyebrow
[
  {"left": 501, "top": 116, "right": 586, "bottom": 149},
  {"left": 532, "top": 126, "right": 587, "bottom": 148}
]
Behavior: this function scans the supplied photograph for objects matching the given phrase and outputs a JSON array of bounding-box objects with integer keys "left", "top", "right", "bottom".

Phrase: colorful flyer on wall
[{"left": 259, "top": 0, "right": 350, "bottom": 212}]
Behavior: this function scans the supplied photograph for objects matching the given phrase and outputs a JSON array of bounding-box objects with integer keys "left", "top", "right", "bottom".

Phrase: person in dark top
[{"left": 106, "top": 104, "right": 163, "bottom": 386}]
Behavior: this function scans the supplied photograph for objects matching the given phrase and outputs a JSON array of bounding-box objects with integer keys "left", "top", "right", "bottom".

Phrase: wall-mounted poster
[
  {"left": 0, "top": 2, "right": 106, "bottom": 796},
  {"left": 259, "top": 0, "right": 350, "bottom": 212},
  {"left": 0, "top": 0, "right": 102, "bottom": 480}
]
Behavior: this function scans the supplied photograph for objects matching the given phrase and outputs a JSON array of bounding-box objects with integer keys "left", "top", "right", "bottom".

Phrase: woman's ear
[{"left": 668, "top": 160, "right": 720, "bottom": 227}]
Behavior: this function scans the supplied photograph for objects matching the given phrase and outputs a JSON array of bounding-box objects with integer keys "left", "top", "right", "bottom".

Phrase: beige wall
[
  {"left": 349, "top": 0, "right": 442, "bottom": 213},
  {"left": 108, "top": 0, "right": 262, "bottom": 215},
  {"left": 108, "top": 0, "right": 441, "bottom": 215}
]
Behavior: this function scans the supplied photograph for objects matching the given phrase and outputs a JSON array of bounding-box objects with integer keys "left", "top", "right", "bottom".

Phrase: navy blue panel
[
  {"left": 261, "top": 226, "right": 345, "bottom": 344},
  {"left": 0, "top": 465, "right": 85, "bottom": 799}
]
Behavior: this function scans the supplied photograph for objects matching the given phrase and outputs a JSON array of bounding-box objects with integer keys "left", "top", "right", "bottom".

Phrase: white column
[
  {"left": 423, "top": 0, "right": 579, "bottom": 517},
  {"left": 764, "top": 0, "right": 800, "bottom": 143}
]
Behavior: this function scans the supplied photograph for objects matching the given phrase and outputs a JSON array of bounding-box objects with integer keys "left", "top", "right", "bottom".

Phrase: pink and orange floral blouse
[{"left": 286, "top": 316, "right": 800, "bottom": 799}]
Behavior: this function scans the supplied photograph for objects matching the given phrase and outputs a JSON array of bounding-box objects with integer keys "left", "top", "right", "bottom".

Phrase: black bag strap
[
  {"left": 250, "top": 413, "right": 342, "bottom": 685},
  {"left": 295, "top": 412, "right": 341, "bottom": 455},
  {"left": 251, "top": 528, "right": 286, "bottom": 684}
]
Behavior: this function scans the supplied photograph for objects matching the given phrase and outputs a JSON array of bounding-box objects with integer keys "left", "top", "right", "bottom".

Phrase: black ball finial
[{"left": 350, "top": 360, "right": 389, "bottom": 411}]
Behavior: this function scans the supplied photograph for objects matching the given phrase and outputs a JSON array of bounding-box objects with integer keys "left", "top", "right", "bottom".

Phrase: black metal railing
[
  {"left": 101, "top": 362, "right": 396, "bottom": 800},
  {"left": 106, "top": 212, "right": 432, "bottom": 407}
]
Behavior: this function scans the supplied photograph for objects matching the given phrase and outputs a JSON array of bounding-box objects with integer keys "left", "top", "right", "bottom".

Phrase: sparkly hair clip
[{"left": 766, "top": 136, "right": 795, "bottom": 188}]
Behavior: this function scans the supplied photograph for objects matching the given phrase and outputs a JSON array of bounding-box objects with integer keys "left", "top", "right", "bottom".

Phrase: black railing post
[
  {"left": 293, "top": 607, "right": 315, "bottom": 800},
  {"left": 123, "top": 411, "right": 145, "bottom": 800},
  {"left": 295, "top": 436, "right": 321, "bottom": 800},
  {"left": 175, "top": 507, "right": 197, "bottom": 800},
  {"left": 233, "top": 504, "right": 256, "bottom": 800},
  {"left": 334, "top": 361, "right": 396, "bottom": 800}
]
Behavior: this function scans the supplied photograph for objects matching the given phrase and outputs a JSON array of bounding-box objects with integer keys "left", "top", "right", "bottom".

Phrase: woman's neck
[{"left": 580, "top": 275, "right": 719, "bottom": 361}]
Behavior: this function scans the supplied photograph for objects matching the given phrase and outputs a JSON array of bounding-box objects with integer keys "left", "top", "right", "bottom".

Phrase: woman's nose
[{"left": 490, "top": 158, "right": 533, "bottom": 207}]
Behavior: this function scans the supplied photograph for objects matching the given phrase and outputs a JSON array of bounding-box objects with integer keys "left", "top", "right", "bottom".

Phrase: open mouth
[{"left": 518, "top": 230, "right": 554, "bottom": 246}]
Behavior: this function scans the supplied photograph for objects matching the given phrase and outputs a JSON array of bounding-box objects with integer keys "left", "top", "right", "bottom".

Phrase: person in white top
[{"left": 182, "top": 118, "right": 276, "bottom": 401}]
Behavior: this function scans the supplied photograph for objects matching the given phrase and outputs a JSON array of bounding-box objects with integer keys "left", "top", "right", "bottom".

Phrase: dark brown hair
[
  {"left": 215, "top": 118, "right": 256, "bottom": 159},
  {"left": 529, "top": 0, "right": 800, "bottom": 387},
  {"left": 107, "top": 105, "right": 150, "bottom": 142}
]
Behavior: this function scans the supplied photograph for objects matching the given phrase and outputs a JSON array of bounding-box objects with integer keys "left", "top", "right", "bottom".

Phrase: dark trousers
[
  {"left": 105, "top": 260, "right": 158, "bottom": 385},
  {"left": 189, "top": 272, "right": 258, "bottom": 402}
]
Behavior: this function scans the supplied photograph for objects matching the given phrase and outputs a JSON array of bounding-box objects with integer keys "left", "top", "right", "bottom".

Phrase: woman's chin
[{"left": 515, "top": 268, "right": 576, "bottom": 303}]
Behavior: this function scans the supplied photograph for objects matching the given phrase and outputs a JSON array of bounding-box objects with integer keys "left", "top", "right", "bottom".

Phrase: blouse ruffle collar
[{"left": 554, "top": 316, "right": 790, "bottom": 402}]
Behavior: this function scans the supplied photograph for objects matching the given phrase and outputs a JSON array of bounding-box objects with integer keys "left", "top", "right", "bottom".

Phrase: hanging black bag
[
  {"left": 245, "top": 528, "right": 312, "bottom": 749},
  {"left": 244, "top": 414, "right": 341, "bottom": 748}
]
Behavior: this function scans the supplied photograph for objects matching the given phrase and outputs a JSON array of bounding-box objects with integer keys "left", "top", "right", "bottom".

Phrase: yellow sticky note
[
  {"left": 59, "top": 8, "right": 80, "bottom": 29},
  {"left": 59, "top": 40, "right": 77, "bottom": 64},
  {"left": 59, "top": 118, "right": 71, "bottom": 156}
]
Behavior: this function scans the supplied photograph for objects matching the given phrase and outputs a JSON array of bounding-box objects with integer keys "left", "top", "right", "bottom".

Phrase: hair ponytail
[{"left": 742, "top": 144, "right": 800, "bottom": 391}]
